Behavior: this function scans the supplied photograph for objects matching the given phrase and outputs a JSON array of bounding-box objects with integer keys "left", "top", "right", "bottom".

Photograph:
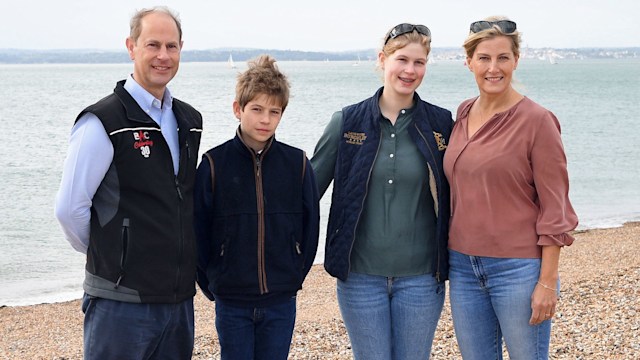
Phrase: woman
[
  {"left": 311, "top": 23, "right": 453, "bottom": 359},
  {"left": 443, "top": 17, "right": 579, "bottom": 359}
]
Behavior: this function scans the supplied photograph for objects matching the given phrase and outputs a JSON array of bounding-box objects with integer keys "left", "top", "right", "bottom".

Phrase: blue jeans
[
  {"left": 449, "top": 249, "right": 554, "bottom": 360},
  {"left": 337, "top": 272, "right": 445, "bottom": 360},
  {"left": 214, "top": 296, "right": 296, "bottom": 360},
  {"left": 82, "top": 294, "right": 194, "bottom": 360}
]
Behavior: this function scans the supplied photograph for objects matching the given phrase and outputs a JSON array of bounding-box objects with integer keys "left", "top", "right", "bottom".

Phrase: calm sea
[{"left": 1, "top": 59, "right": 638, "bottom": 306}]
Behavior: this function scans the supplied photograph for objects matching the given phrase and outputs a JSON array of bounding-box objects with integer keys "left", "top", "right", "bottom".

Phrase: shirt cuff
[{"left": 537, "top": 233, "right": 575, "bottom": 247}]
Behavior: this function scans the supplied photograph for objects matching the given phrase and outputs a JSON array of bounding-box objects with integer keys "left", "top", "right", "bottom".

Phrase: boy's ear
[{"left": 232, "top": 100, "right": 241, "bottom": 120}]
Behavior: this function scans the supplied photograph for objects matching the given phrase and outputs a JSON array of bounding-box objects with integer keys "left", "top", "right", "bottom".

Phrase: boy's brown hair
[{"left": 235, "top": 55, "right": 290, "bottom": 111}]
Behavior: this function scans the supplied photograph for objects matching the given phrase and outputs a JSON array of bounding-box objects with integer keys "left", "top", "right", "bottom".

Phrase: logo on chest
[
  {"left": 133, "top": 130, "right": 155, "bottom": 158},
  {"left": 343, "top": 131, "right": 367, "bottom": 146},
  {"left": 433, "top": 131, "right": 447, "bottom": 151}
]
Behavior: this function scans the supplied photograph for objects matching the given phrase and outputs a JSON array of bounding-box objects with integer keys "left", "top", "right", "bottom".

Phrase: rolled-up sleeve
[{"left": 531, "top": 112, "right": 579, "bottom": 247}]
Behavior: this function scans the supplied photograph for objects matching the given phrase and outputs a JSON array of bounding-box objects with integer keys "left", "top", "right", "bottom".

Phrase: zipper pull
[
  {"left": 116, "top": 219, "right": 130, "bottom": 289},
  {"left": 115, "top": 275, "right": 123, "bottom": 289},
  {"left": 175, "top": 178, "right": 183, "bottom": 201}
]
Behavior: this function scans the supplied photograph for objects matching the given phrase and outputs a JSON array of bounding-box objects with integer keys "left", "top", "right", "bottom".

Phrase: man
[{"left": 54, "top": 6, "right": 202, "bottom": 359}]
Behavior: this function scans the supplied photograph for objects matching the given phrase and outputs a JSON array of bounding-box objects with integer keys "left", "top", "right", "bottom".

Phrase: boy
[{"left": 194, "top": 55, "right": 320, "bottom": 360}]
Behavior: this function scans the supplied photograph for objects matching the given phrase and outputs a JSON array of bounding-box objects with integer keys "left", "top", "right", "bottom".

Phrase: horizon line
[{"left": 2, "top": 45, "right": 640, "bottom": 52}]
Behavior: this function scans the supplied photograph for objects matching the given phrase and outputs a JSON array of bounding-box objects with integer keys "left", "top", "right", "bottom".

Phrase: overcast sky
[{"left": 3, "top": 0, "right": 638, "bottom": 51}]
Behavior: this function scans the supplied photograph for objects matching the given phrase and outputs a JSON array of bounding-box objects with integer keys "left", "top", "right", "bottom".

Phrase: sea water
[{"left": 0, "top": 59, "right": 638, "bottom": 306}]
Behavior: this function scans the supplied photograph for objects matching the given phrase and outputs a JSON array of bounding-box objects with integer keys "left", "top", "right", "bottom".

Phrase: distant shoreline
[{"left": 1, "top": 47, "right": 638, "bottom": 64}]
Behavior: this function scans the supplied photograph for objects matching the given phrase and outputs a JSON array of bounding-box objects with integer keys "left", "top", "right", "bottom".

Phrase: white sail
[{"left": 228, "top": 54, "right": 236, "bottom": 69}]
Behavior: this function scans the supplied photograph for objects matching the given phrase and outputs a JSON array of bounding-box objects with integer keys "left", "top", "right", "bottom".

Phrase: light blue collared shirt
[
  {"left": 55, "top": 76, "right": 180, "bottom": 253},
  {"left": 123, "top": 77, "right": 179, "bottom": 173}
]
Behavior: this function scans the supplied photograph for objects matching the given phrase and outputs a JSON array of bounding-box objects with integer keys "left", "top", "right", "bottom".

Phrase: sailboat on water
[{"left": 227, "top": 54, "right": 236, "bottom": 69}]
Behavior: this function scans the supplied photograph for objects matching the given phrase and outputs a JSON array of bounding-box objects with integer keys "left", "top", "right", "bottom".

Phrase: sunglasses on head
[
  {"left": 470, "top": 20, "right": 517, "bottom": 34},
  {"left": 385, "top": 23, "right": 431, "bottom": 45}
]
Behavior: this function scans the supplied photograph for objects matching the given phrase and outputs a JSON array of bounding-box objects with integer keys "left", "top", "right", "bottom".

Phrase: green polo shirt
[{"left": 312, "top": 107, "right": 436, "bottom": 277}]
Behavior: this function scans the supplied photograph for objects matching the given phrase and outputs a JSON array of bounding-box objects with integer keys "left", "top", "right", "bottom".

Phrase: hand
[{"left": 529, "top": 282, "right": 558, "bottom": 325}]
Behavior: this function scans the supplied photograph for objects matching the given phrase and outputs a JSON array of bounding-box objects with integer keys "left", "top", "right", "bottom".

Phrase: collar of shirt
[
  {"left": 380, "top": 106, "right": 414, "bottom": 131},
  {"left": 123, "top": 75, "right": 174, "bottom": 125}
]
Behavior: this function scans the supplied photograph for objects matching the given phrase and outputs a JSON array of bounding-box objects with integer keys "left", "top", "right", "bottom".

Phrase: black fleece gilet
[{"left": 78, "top": 80, "right": 202, "bottom": 303}]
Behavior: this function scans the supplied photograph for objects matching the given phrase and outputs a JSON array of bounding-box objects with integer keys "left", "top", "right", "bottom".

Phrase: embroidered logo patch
[
  {"left": 433, "top": 131, "right": 446, "bottom": 151},
  {"left": 343, "top": 131, "right": 367, "bottom": 146},
  {"left": 133, "top": 131, "right": 154, "bottom": 158}
]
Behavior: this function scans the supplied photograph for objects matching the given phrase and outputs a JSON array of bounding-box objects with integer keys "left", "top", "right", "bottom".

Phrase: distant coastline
[{"left": 1, "top": 47, "right": 638, "bottom": 64}]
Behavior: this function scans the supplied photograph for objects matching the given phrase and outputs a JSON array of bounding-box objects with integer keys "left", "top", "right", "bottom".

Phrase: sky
[{"left": 3, "top": 0, "right": 639, "bottom": 52}]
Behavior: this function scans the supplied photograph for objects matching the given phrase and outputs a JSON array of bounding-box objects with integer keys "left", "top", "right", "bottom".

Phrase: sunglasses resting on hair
[
  {"left": 469, "top": 20, "right": 517, "bottom": 34},
  {"left": 385, "top": 23, "right": 431, "bottom": 44}
]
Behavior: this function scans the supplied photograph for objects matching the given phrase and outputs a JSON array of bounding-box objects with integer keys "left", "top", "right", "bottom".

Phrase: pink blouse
[{"left": 443, "top": 97, "right": 578, "bottom": 258}]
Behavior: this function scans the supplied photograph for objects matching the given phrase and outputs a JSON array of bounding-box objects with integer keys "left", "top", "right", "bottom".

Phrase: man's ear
[{"left": 126, "top": 38, "right": 135, "bottom": 60}]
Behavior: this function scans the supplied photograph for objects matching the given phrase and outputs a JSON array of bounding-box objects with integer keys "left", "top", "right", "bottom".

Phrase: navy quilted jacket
[{"left": 324, "top": 87, "right": 453, "bottom": 282}]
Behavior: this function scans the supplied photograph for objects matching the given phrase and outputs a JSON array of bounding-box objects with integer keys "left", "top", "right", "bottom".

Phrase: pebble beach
[{"left": 1, "top": 222, "right": 638, "bottom": 359}]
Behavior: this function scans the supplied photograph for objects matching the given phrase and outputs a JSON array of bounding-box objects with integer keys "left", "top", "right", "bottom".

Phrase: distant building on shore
[{"left": 0, "top": 47, "right": 637, "bottom": 64}]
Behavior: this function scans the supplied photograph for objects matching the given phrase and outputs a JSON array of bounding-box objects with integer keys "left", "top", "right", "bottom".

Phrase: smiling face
[
  {"left": 126, "top": 12, "right": 183, "bottom": 99},
  {"left": 467, "top": 36, "right": 519, "bottom": 96},
  {"left": 380, "top": 42, "right": 428, "bottom": 98},
  {"left": 234, "top": 93, "right": 283, "bottom": 152}
]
